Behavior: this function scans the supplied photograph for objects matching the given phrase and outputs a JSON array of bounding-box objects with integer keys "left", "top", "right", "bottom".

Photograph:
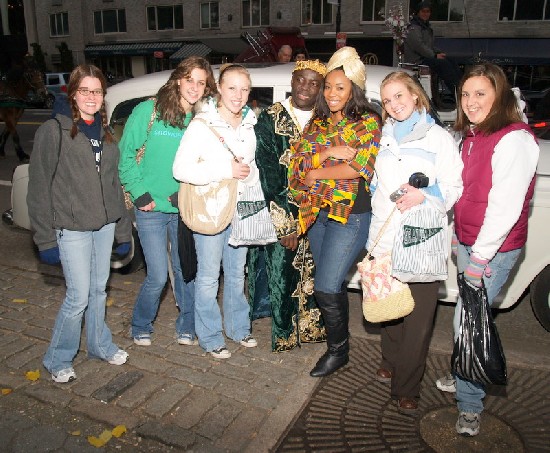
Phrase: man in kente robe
[{"left": 248, "top": 60, "right": 327, "bottom": 352}]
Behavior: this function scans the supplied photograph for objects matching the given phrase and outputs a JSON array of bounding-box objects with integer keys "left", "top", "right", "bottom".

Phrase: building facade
[{"left": 22, "top": 0, "right": 550, "bottom": 87}]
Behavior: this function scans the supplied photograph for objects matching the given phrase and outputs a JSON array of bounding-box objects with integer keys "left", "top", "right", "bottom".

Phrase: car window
[
  {"left": 48, "top": 75, "right": 60, "bottom": 85},
  {"left": 110, "top": 96, "right": 150, "bottom": 141}
]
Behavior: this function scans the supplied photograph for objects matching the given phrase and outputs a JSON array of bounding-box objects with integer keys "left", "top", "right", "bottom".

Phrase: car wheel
[
  {"left": 45, "top": 95, "right": 55, "bottom": 109},
  {"left": 111, "top": 225, "right": 145, "bottom": 274},
  {"left": 530, "top": 265, "right": 550, "bottom": 332}
]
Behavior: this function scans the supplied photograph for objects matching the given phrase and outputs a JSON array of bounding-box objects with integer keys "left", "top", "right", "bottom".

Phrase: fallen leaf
[
  {"left": 111, "top": 425, "right": 126, "bottom": 438},
  {"left": 87, "top": 436, "right": 106, "bottom": 448},
  {"left": 87, "top": 429, "right": 113, "bottom": 448},
  {"left": 124, "top": 281, "right": 132, "bottom": 285},
  {"left": 99, "top": 429, "right": 113, "bottom": 443},
  {"left": 12, "top": 298, "right": 27, "bottom": 304},
  {"left": 1, "top": 388, "right": 13, "bottom": 395},
  {"left": 106, "top": 297, "right": 114, "bottom": 307},
  {"left": 25, "top": 370, "right": 40, "bottom": 381},
  {"left": 71, "top": 430, "right": 81, "bottom": 436}
]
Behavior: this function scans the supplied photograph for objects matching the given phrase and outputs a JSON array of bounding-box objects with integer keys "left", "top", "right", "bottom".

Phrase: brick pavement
[
  {"left": 2, "top": 258, "right": 549, "bottom": 452},
  {"left": 0, "top": 263, "right": 325, "bottom": 452}
]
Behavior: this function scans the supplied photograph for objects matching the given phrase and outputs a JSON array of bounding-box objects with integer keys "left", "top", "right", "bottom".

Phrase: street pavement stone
[
  {"left": 142, "top": 381, "right": 193, "bottom": 418},
  {"left": 91, "top": 370, "right": 144, "bottom": 403}
]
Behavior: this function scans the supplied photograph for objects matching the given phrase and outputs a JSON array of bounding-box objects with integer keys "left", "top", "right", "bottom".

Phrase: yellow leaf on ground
[
  {"left": 111, "top": 425, "right": 127, "bottom": 438},
  {"left": 106, "top": 297, "right": 114, "bottom": 307},
  {"left": 25, "top": 370, "right": 40, "bottom": 381},
  {"left": 71, "top": 430, "right": 81, "bottom": 436},
  {"left": 87, "top": 436, "right": 106, "bottom": 448},
  {"left": 99, "top": 429, "right": 113, "bottom": 442},
  {"left": 2, "top": 388, "right": 13, "bottom": 395},
  {"left": 12, "top": 298, "right": 27, "bottom": 304},
  {"left": 124, "top": 281, "right": 132, "bottom": 285}
]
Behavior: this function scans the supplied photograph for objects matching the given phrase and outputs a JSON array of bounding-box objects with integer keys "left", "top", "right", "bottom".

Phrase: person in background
[
  {"left": 293, "top": 48, "right": 308, "bottom": 62},
  {"left": 28, "top": 64, "right": 129, "bottom": 383},
  {"left": 119, "top": 56, "right": 216, "bottom": 347},
  {"left": 371, "top": 71, "right": 463, "bottom": 414},
  {"left": 288, "top": 46, "right": 381, "bottom": 377},
  {"left": 248, "top": 59, "right": 327, "bottom": 351},
  {"left": 435, "top": 63, "right": 539, "bottom": 436},
  {"left": 404, "top": 1, "right": 462, "bottom": 101},
  {"left": 173, "top": 64, "right": 258, "bottom": 359},
  {"left": 277, "top": 45, "right": 293, "bottom": 63}
]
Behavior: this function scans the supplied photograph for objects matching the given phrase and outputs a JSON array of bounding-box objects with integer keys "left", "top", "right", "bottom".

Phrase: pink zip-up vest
[{"left": 454, "top": 122, "right": 536, "bottom": 252}]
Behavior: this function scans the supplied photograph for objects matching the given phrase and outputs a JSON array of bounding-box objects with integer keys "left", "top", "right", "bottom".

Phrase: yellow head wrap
[{"left": 326, "top": 46, "right": 366, "bottom": 89}]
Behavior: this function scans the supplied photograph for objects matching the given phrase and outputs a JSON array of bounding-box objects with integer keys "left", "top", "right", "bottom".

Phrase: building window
[
  {"left": 242, "top": 0, "right": 269, "bottom": 27},
  {"left": 499, "top": 0, "right": 549, "bottom": 21},
  {"left": 409, "top": 0, "right": 464, "bottom": 21},
  {"left": 302, "top": 0, "right": 332, "bottom": 25},
  {"left": 361, "top": 0, "right": 385, "bottom": 22},
  {"left": 50, "top": 12, "right": 69, "bottom": 36},
  {"left": 94, "top": 9, "right": 127, "bottom": 34},
  {"left": 201, "top": 2, "right": 219, "bottom": 29},
  {"left": 147, "top": 5, "right": 184, "bottom": 31}
]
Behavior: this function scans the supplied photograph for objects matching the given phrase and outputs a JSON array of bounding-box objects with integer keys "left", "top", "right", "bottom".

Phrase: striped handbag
[
  {"left": 391, "top": 198, "right": 448, "bottom": 283},
  {"left": 228, "top": 179, "right": 277, "bottom": 246}
]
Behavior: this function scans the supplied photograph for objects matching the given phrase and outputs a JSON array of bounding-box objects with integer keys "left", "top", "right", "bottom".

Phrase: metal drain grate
[{"left": 275, "top": 338, "right": 550, "bottom": 452}]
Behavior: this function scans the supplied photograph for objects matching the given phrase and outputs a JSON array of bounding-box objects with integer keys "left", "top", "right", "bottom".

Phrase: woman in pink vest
[{"left": 437, "top": 63, "right": 539, "bottom": 437}]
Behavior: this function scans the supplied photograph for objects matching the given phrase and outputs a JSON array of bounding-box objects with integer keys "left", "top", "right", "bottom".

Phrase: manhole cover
[{"left": 276, "top": 338, "right": 550, "bottom": 452}]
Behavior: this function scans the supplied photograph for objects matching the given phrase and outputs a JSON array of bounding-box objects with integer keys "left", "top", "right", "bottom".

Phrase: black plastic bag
[
  {"left": 177, "top": 216, "right": 197, "bottom": 284},
  {"left": 450, "top": 273, "right": 507, "bottom": 386}
]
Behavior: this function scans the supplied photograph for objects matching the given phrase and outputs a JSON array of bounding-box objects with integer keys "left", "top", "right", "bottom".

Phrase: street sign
[
  {"left": 153, "top": 51, "right": 164, "bottom": 58},
  {"left": 336, "top": 32, "right": 347, "bottom": 49}
]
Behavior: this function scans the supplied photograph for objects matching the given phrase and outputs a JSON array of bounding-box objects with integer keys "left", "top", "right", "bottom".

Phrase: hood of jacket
[{"left": 194, "top": 96, "right": 257, "bottom": 128}]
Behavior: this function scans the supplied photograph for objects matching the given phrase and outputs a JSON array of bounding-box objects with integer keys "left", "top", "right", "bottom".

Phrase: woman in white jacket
[
  {"left": 368, "top": 71, "right": 463, "bottom": 414},
  {"left": 173, "top": 64, "right": 258, "bottom": 359}
]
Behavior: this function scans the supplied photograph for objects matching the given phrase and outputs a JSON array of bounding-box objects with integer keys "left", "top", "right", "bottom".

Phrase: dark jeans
[{"left": 421, "top": 56, "right": 462, "bottom": 96}]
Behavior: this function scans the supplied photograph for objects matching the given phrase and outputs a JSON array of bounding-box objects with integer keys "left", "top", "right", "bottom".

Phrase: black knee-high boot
[{"left": 310, "top": 290, "right": 349, "bottom": 377}]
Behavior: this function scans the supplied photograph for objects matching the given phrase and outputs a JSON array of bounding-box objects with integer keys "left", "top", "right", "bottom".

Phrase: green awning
[
  {"left": 169, "top": 43, "right": 212, "bottom": 61},
  {"left": 84, "top": 42, "right": 183, "bottom": 57}
]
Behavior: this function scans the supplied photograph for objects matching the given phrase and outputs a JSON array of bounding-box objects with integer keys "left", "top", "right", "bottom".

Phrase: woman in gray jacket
[{"left": 27, "top": 64, "right": 129, "bottom": 383}]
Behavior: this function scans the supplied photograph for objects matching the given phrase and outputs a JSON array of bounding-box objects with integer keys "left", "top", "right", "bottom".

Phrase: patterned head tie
[
  {"left": 326, "top": 46, "right": 366, "bottom": 89},
  {"left": 293, "top": 59, "right": 327, "bottom": 77}
]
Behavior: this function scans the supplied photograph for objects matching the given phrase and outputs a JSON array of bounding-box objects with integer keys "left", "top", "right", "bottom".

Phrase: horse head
[{"left": 24, "top": 69, "right": 47, "bottom": 100}]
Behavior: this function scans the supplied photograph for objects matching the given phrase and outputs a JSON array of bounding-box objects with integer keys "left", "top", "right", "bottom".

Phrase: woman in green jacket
[{"left": 119, "top": 56, "right": 216, "bottom": 347}]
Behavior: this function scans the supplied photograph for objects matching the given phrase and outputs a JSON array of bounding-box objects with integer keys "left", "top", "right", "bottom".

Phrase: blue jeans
[
  {"left": 453, "top": 242, "right": 522, "bottom": 414},
  {"left": 308, "top": 210, "right": 371, "bottom": 294},
  {"left": 193, "top": 226, "right": 250, "bottom": 352},
  {"left": 43, "top": 223, "right": 119, "bottom": 374},
  {"left": 132, "top": 209, "right": 195, "bottom": 338}
]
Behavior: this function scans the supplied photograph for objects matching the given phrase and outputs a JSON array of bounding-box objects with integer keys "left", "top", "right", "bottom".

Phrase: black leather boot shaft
[{"left": 310, "top": 290, "right": 349, "bottom": 377}]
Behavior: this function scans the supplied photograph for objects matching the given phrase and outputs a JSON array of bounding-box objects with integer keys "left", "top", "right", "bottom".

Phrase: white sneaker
[
  {"left": 436, "top": 373, "right": 456, "bottom": 393},
  {"left": 177, "top": 333, "right": 198, "bottom": 346},
  {"left": 456, "top": 411, "right": 481, "bottom": 436},
  {"left": 108, "top": 349, "right": 128, "bottom": 365},
  {"left": 52, "top": 367, "right": 76, "bottom": 383},
  {"left": 239, "top": 334, "right": 257, "bottom": 348},
  {"left": 133, "top": 334, "right": 151, "bottom": 346},
  {"left": 210, "top": 347, "right": 231, "bottom": 359}
]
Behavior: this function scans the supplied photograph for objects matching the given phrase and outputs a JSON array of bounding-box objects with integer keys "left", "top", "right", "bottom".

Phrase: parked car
[
  {"left": 43, "top": 72, "right": 71, "bottom": 109},
  {"left": 3, "top": 62, "right": 550, "bottom": 331}
]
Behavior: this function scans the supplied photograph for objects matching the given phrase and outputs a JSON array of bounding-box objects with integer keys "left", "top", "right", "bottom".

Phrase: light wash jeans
[
  {"left": 43, "top": 223, "right": 119, "bottom": 374},
  {"left": 453, "top": 242, "right": 522, "bottom": 414},
  {"left": 132, "top": 209, "right": 195, "bottom": 339},
  {"left": 308, "top": 210, "right": 371, "bottom": 294},
  {"left": 193, "top": 225, "right": 250, "bottom": 352}
]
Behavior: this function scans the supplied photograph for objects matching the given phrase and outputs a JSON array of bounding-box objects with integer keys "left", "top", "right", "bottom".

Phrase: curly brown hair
[
  {"left": 156, "top": 56, "right": 216, "bottom": 128},
  {"left": 67, "top": 64, "right": 113, "bottom": 143}
]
